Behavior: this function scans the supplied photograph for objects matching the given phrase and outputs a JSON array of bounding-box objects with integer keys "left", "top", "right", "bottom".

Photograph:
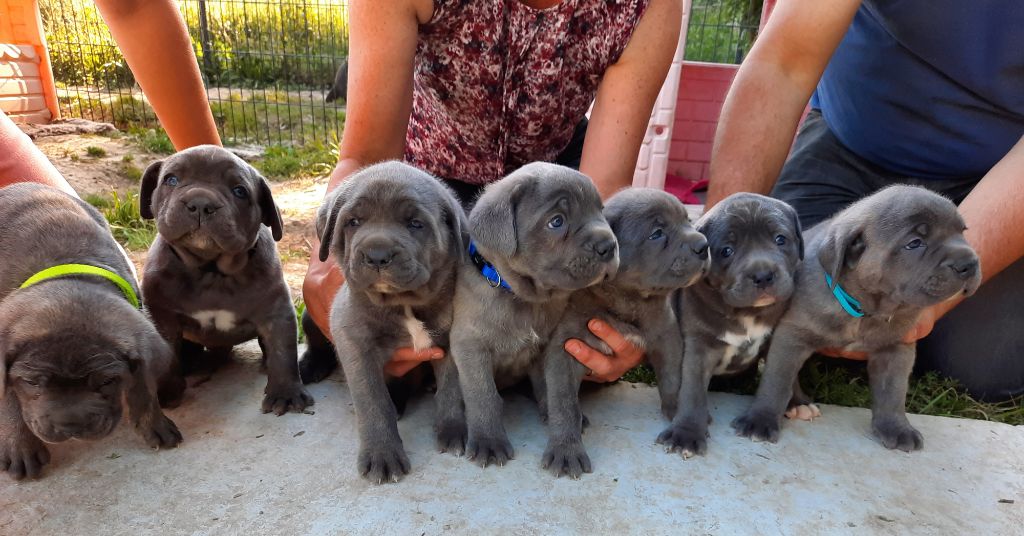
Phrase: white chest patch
[
  {"left": 713, "top": 317, "right": 773, "bottom": 375},
  {"left": 403, "top": 306, "right": 434, "bottom": 352},
  {"left": 191, "top": 310, "right": 237, "bottom": 332}
]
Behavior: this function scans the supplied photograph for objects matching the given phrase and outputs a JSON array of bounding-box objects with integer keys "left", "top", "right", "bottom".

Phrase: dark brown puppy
[
  {"left": 140, "top": 145, "right": 312, "bottom": 415},
  {"left": 0, "top": 183, "right": 181, "bottom": 480},
  {"left": 732, "top": 186, "right": 981, "bottom": 451}
]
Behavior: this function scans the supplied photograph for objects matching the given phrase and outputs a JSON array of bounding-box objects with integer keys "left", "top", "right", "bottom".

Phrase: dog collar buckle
[
  {"left": 20, "top": 263, "right": 141, "bottom": 309},
  {"left": 468, "top": 241, "right": 512, "bottom": 292},
  {"left": 824, "top": 272, "right": 864, "bottom": 318}
]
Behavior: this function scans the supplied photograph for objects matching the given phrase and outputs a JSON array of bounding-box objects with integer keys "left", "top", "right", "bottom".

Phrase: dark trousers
[{"left": 772, "top": 109, "right": 1024, "bottom": 401}]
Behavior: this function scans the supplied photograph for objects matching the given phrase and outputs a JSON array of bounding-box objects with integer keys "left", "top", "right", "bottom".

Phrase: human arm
[
  {"left": 580, "top": 0, "right": 683, "bottom": 199},
  {"left": 0, "top": 111, "right": 74, "bottom": 193},
  {"left": 94, "top": 0, "right": 220, "bottom": 149},
  {"left": 704, "top": 0, "right": 862, "bottom": 208}
]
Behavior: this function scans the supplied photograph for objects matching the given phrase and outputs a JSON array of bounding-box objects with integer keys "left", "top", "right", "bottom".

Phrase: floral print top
[{"left": 405, "top": 0, "right": 651, "bottom": 184}]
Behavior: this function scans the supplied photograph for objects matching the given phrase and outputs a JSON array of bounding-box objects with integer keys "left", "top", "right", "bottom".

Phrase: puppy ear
[
  {"left": 818, "top": 221, "right": 866, "bottom": 281},
  {"left": 253, "top": 171, "right": 284, "bottom": 241},
  {"left": 316, "top": 184, "right": 349, "bottom": 263},
  {"left": 438, "top": 184, "right": 468, "bottom": 256},
  {"left": 781, "top": 202, "right": 805, "bottom": 261},
  {"left": 467, "top": 177, "right": 534, "bottom": 258},
  {"left": 139, "top": 160, "right": 163, "bottom": 220}
]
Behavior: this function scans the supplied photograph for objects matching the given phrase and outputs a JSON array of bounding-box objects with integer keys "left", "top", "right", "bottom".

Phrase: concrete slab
[{"left": 2, "top": 345, "right": 1022, "bottom": 535}]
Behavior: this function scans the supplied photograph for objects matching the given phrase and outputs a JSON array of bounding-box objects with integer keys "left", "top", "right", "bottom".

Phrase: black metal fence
[{"left": 39, "top": 0, "right": 759, "bottom": 147}]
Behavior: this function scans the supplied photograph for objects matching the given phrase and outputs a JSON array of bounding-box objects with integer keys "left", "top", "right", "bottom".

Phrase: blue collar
[
  {"left": 824, "top": 272, "right": 865, "bottom": 318},
  {"left": 468, "top": 241, "right": 512, "bottom": 291}
]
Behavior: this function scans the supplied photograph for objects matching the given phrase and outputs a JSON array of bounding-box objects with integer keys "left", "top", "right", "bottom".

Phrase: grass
[
  {"left": 86, "top": 191, "right": 157, "bottom": 251},
  {"left": 295, "top": 300, "right": 307, "bottom": 344},
  {"left": 256, "top": 142, "right": 338, "bottom": 180},
  {"left": 85, "top": 146, "right": 107, "bottom": 158},
  {"left": 129, "top": 127, "right": 175, "bottom": 155},
  {"left": 41, "top": 0, "right": 349, "bottom": 88},
  {"left": 621, "top": 357, "right": 1024, "bottom": 425}
]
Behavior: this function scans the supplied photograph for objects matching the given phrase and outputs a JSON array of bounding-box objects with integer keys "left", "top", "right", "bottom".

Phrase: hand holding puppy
[{"left": 564, "top": 319, "right": 645, "bottom": 383}]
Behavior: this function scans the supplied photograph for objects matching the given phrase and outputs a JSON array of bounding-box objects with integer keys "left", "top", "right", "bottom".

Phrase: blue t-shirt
[{"left": 811, "top": 0, "right": 1024, "bottom": 179}]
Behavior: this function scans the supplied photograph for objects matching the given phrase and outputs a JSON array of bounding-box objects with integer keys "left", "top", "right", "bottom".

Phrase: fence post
[{"left": 197, "top": 0, "right": 215, "bottom": 78}]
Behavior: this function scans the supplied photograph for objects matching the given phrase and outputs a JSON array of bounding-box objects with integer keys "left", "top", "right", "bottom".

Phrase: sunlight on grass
[{"left": 86, "top": 191, "right": 156, "bottom": 251}]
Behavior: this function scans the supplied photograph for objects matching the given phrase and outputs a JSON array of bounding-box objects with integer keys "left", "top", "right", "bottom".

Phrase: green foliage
[
  {"left": 121, "top": 162, "right": 144, "bottom": 183},
  {"left": 685, "top": 0, "right": 764, "bottom": 64},
  {"left": 85, "top": 146, "right": 107, "bottom": 158},
  {"left": 256, "top": 141, "right": 338, "bottom": 181},
  {"left": 294, "top": 300, "right": 307, "bottom": 343},
  {"left": 41, "top": 0, "right": 349, "bottom": 88},
  {"left": 88, "top": 191, "right": 157, "bottom": 251},
  {"left": 129, "top": 127, "right": 176, "bottom": 155}
]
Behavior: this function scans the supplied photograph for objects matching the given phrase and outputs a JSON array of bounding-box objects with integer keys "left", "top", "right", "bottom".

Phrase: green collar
[{"left": 20, "top": 264, "right": 141, "bottom": 309}]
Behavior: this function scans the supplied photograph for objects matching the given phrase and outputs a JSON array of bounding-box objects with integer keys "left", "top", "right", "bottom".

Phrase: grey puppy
[
  {"left": 317, "top": 161, "right": 468, "bottom": 484},
  {"left": 732, "top": 185, "right": 980, "bottom": 451},
  {"left": 325, "top": 59, "right": 348, "bottom": 103},
  {"left": 451, "top": 162, "right": 619, "bottom": 468},
  {"left": 140, "top": 145, "right": 312, "bottom": 415},
  {"left": 658, "top": 193, "right": 804, "bottom": 458},
  {"left": 542, "top": 188, "right": 709, "bottom": 478},
  {"left": 0, "top": 183, "right": 181, "bottom": 480}
]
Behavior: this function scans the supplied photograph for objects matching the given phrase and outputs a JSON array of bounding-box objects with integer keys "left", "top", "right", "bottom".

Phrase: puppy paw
[
  {"left": 542, "top": 440, "right": 592, "bottom": 479},
  {"left": 872, "top": 419, "right": 924, "bottom": 452},
  {"left": 139, "top": 412, "right": 183, "bottom": 449},
  {"left": 1, "top": 434, "right": 51, "bottom": 480},
  {"left": 262, "top": 382, "right": 315, "bottom": 415},
  {"left": 784, "top": 403, "right": 822, "bottom": 421},
  {"left": 656, "top": 423, "right": 708, "bottom": 459},
  {"left": 466, "top": 434, "right": 514, "bottom": 468},
  {"left": 298, "top": 346, "right": 338, "bottom": 384},
  {"left": 357, "top": 444, "right": 411, "bottom": 484},
  {"left": 157, "top": 373, "right": 187, "bottom": 409},
  {"left": 731, "top": 411, "right": 781, "bottom": 443},
  {"left": 435, "top": 419, "right": 468, "bottom": 456}
]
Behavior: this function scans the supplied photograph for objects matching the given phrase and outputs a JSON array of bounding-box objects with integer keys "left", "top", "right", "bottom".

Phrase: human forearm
[
  {"left": 95, "top": 0, "right": 220, "bottom": 149},
  {"left": 0, "top": 111, "right": 74, "bottom": 194},
  {"left": 705, "top": 61, "right": 812, "bottom": 207}
]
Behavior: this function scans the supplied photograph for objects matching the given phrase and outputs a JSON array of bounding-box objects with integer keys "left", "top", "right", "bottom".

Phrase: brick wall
[{"left": 666, "top": 61, "right": 738, "bottom": 183}]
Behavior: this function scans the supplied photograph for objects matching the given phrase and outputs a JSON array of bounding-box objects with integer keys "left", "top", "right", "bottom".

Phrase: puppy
[
  {"left": 732, "top": 185, "right": 980, "bottom": 451},
  {"left": 317, "top": 161, "right": 467, "bottom": 484},
  {"left": 658, "top": 193, "right": 804, "bottom": 458},
  {"left": 450, "top": 162, "right": 619, "bottom": 468},
  {"left": 0, "top": 184, "right": 181, "bottom": 480},
  {"left": 542, "top": 188, "right": 709, "bottom": 478},
  {"left": 325, "top": 59, "right": 348, "bottom": 103},
  {"left": 140, "top": 145, "right": 312, "bottom": 415}
]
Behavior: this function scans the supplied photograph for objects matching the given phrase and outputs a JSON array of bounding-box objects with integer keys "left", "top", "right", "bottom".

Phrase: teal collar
[
  {"left": 20, "top": 263, "right": 141, "bottom": 309},
  {"left": 824, "top": 271, "right": 864, "bottom": 318}
]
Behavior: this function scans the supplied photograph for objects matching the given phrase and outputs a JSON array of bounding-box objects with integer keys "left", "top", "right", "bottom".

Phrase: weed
[
  {"left": 130, "top": 127, "right": 175, "bottom": 155},
  {"left": 122, "top": 154, "right": 134, "bottom": 163},
  {"left": 256, "top": 142, "right": 338, "bottom": 181},
  {"left": 91, "top": 191, "right": 156, "bottom": 251},
  {"left": 295, "top": 300, "right": 307, "bottom": 344},
  {"left": 85, "top": 146, "right": 107, "bottom": 158},
  {"left": 70, "top": 153, "right": 80, "bottom": 162},
  {"left": 121, "top": 162, "right": 144, "bottom": 183}
]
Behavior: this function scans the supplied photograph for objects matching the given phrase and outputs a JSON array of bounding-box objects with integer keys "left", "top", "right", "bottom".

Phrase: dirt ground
[{"left": 34, "top": 133, "right": 325, "bottom": 298}]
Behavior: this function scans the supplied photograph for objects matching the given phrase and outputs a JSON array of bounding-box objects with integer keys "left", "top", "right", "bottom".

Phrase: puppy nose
[
  {"left": 690, "top": 236, "right": 709, "bottom": 259},
  {"left": 184, "top": 197, "right": 221, "bottom": 216},
  {"left": 593, "top": 237, "right": 617, "bottom": 261},
  {"left": 362, "top": 247, "right": 395, "bottom": 268},
  {"left": 947, "top": 258, "right": 979, "bottom": 280},
  {"left": 751, "top": 270, "right": 775, "bottom": 289}
]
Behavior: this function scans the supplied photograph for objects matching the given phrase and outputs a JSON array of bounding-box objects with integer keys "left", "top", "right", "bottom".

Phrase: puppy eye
[
  {"left": 775, "top": 235, "right": 787, "bottom": 246},
  {"left": 905, "top": 238, "right": 925, "bottom": 250},
  {"left": 346, "top": 218, "right": 361, "bottom": 228},
  {"left": 408, "top": 218, "right": 424, "bottom": 230},
  {"left": 649, "top": 228, "right": 665, "bottom": 241},
  {"left": 164, "top": 175, "right": 179, "bottom": 187},
  {"left": 231, "top": 186, "right": 249, "bottom": 199},
  {"left": 547, "top": 215, "right": 565, "bottom": 229},
  {"left": 720, "top": 246, "right": 735, "bottom": 259}
]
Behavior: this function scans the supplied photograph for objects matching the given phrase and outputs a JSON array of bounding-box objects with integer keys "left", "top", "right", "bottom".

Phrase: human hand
[
  {"left": 301, "top": 243, "right": 343, "bottom": 341},
  {"left": 564, "top": 319, "right": 645, "bottom": 383},
  {"left": 384, "top": 346, "right": 445, "bottom": 377},
  {"left": 817, "top": 301, "right": 957, "bottom": 360}
]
